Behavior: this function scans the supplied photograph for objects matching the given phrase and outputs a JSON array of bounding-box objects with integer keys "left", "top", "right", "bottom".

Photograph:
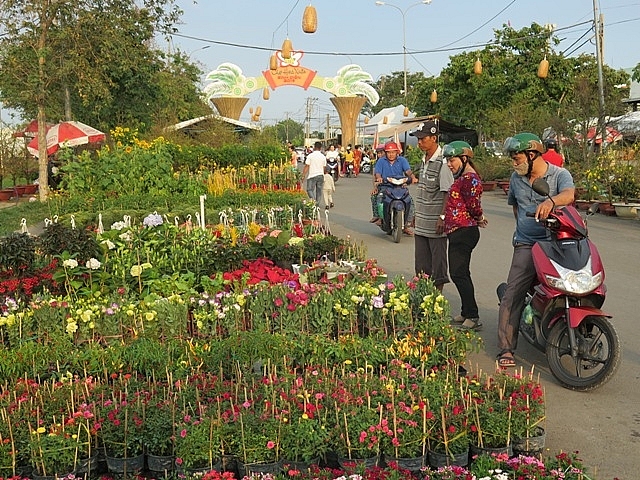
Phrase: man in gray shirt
[
  {"left": 410, "top": 120, "right": 454, "bottom": 291},
  {"left": 497, "top": 133, "right": 575, "bottom": 368}
]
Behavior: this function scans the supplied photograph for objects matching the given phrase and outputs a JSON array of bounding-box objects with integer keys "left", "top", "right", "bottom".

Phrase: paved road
[{"left": 325, "top": 174, "right": 640, "bottom": 479}]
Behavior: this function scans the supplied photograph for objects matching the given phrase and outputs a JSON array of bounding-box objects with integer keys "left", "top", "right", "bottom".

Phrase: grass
[{"left": 0, "top": 199, "right": 52, "bottom": 236}]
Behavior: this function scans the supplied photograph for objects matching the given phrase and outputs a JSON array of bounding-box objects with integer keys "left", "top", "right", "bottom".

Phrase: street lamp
[
  {"left": 188, "top": 45, "right": 210, "bottom": 58},
  {"left": 375, "top": 1, "right": 432, "bottom": 108}
]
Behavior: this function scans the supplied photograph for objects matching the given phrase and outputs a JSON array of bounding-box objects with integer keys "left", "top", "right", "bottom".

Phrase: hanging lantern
[
  {"left": 263, "top": 87, "right": 270, "bottom": 100},
  {"left": 537, "top": 56, "right": 549, "bottom": 78},
  {"left": 430, "top": 89, "right": 438, "bottom": 103},
  {"left": 249, "top": 107, "right": 254, "bottom": 114},
  {"left": 403, "top": 107, "right": 410, "bottom": 117},
  {"left": 383, "top": 116, "right": 388, "bottom": 124},
  {"left": 302, "top": 4, "right": 317, "bottom": 33},
  {"left": 255, "top": 106, "right": 262, "bottom": 116},
  {"left": 364, "top": 117, "right": 369, "bottom": 124},
  {"left": 281, "top": 38, "right": 293, "bottom": 59},
  {"left": 474, "top": 58, "right": 483, "bottom": 75},
  {"left": 269, "top": 54, "right": 278, "bottom": 71}
]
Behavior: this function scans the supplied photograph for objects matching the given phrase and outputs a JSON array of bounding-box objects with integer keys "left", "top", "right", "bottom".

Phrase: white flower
[
  {"left": 101, "top": 239, "right": 115, "bottom": 250},
  {"left": 86, "top": 258, "right": 101, "bottom": 270},
  {"left": 63, "top": 259, "right": 78, "bottom": 269},
  {"left": 119, "top": 231, "right": 132, "bottom": 242},
  {"left": 111, "top": 221, "right": 126, "bottom": 230},
  {"left": 288, "top": 237, "right": 304, "bottom": 246}
]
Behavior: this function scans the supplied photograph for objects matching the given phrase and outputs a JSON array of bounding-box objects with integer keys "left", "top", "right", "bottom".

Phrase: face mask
[{"left": 514, "top": 161, "right": 529, "bottom": 176}]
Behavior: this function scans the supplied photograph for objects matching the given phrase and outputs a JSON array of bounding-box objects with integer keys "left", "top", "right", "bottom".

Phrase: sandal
[
  {"left": 458, "top": 317, "right": 482, "bottom": 330},
  {"left": 402, "top": 227, "right": 414, "bottom": 236},
  {"left": 497, "top": 351, "right": 516, "bottom": 368},
  {"left": 450, "top": 314, "right": 465, "bottom": 325}
]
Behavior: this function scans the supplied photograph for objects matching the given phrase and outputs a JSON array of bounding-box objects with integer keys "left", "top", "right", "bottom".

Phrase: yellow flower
[{"left": 37, "top": 427, "right": 46, "bottom": 434}]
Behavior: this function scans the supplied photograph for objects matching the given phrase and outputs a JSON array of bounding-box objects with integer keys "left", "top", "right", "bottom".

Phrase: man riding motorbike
[{"left": 372, "top": 141, "right": 416, "bottom": 235}]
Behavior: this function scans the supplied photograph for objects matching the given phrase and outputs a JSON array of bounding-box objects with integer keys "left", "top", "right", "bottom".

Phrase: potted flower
[
  {"left": 426, "top": 399, "right": 470, "bottom": 469},
  {"left": 506, "top": 371, "right": 546, "bottom": 455},
  {"left": 28, "top": 421, "right": 81, "bottom": 478},
  {"left": 96, "top": 385, "right": 145, "bottom": 475},
  {"left": 468, "top": 389, "right": 513, "bottom": 456},
  {"left": 144, "top": 396, "right": 176, "bottom": 472},
  {"left": 175, "top": 414, "right": 222, "bottom": 472}
]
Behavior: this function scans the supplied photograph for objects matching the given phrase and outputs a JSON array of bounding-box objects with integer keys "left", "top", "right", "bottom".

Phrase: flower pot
[
  {"left": 105, "top": 453, "right": 145, "bottom": 475},
  {"left": 175, "top": 462, "right": 222, "bottom": 478},
  {"left": 0, "top": 189, "right": 13, "bottom": 201},
  {"left": 337, "top": 453, "right": 381, "bottom": 470},
  {"left": 597, "top": 202, "right": 616, "bottom": 216},
  {"left": 469, "top": 443, "right": 512, "bottom": 460},
  {"left": 31, "top": 472, "right": 74, "bottom": 480},
  {"left": 385, "top": 453, "right": 428, "bottom": 472},
  {"left": 237, "top": 460, "right": 281, "bottom": 478},
  {"left": 22, "top": 184, "right": 38, "bottom": 194},
  {"left": 74, "top": 454, "right": 99, "bottom": 476},
  {"left": 281, "top": 457, "right": 320, "bottom": 474},
  {"left": 147, "top": 453, "right": 175, "bottom": 472},
  {"left": 481, "top": 181, "right": 497, "bottom": 191},
  {"left": 427, "top": 448, "right": 469, "bottom": 468},
  {"left": 513, "top": 428, "right": 546, "bottom": 456},
  {"left": 613, "top": 203, "right": 640, "bottom": 218},
  {"left": 13, "top": 185, "right": 27, "bottom": 196}
]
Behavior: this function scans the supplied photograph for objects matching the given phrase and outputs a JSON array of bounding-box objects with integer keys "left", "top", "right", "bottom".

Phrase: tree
[
  {"left": 0, "top": 0, "right": 182, "bottom": 199},
  {"left": 434, "top": 24, "right": 629, "bottom": 142},
  {"left": 371, "top": 71, "right": 436, "bottom": 116},
  {"left": 263, "top": 119, "right": 305, "bottom": 146}
]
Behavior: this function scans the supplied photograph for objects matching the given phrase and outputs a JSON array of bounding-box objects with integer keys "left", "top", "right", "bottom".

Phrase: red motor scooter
[{"left": 497, "top": 178, "right": 620, "bottom": 391}]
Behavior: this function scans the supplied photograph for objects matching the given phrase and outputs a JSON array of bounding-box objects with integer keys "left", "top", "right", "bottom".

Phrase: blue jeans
[{"left": 306, "top": 175, "right": 324, "bottom": 204}]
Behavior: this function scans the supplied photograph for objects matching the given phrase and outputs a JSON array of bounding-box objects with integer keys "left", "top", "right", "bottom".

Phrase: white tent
[
  {"left": 367, "top": 105, "right": 415, "bottom": 130},
  {"left": 609, "top": 111, "right": 640, "bottom": 139}
]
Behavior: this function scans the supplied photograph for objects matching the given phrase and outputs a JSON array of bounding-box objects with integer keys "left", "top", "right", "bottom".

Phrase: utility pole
[
  {"left": 593, "top": 0, "right": 606, "bottom": 149},
  {"left": 325, "top": 114, "right": 330, "bottom": 144},
  {"left": 305, "top": 97, "right": 318, "bottom": 146}
]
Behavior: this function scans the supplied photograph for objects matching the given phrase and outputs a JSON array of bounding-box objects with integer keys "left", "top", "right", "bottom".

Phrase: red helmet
[{"left": 384, "top": 141, "right": 400, "bottom": 152}]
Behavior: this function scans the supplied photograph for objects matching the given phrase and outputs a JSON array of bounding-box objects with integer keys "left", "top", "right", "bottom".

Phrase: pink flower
[
  {"left": 266, "top": 441, "right": 275, "bottom": 449},
  {"left": 180, "top": 429, "right": 187, "bottom": 438}
]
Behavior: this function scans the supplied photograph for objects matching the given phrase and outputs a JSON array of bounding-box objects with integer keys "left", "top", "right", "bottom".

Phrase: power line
[{"left": 169, "top": 18, "right": 604, "bottom": 58}]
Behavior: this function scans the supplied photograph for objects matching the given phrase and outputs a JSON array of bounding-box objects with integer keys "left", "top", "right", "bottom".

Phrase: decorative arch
[{"left": 203, "top": 50, "right": 379, "bottom": 146}]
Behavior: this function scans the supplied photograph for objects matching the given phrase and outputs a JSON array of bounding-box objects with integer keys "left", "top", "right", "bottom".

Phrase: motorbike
[
  {"left": 497, "top": 178, "right": 620, "bottom": 391},
  {"left": 344, "top": 160, "right": 355, "bottom": 178},
  {"left": 377, "top": 177, "right": 412, "bottom": 243},
  {"left": 360, "top": 155, "right": 371, "bottom": 174},
  {"left": 326, "top": 156, "right": 340, "bottom": 181}
]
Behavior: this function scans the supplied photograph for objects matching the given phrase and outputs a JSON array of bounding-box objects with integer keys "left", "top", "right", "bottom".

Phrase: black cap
[{"left": 410, "top": 120, "right": 438, "bottom": 138}]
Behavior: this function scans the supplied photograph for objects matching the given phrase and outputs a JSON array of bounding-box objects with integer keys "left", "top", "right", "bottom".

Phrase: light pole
[
  {"left": 188, "top": 45, "right": 210, "bottom": 59},
  {"left": 375, "top": 1, "right": 432, "bottom": 108}
]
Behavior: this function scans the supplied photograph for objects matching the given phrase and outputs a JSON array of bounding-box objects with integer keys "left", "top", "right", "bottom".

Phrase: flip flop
[
  {"left": 458, "top": 318, "right": 482, "bottom": 331},
  {"left": 451, "top": 315, "right": 465, "bottom": 325},
  {"left": 497, "top": 352, "right": 516, "bottom": 368}
]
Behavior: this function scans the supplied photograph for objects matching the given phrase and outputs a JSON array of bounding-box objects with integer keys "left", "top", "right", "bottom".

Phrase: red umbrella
[
  {"left": 585, "top": 126, "right": 622, "bottom": 144},
  {"left": 27, "top": 120, "right": 105, "bottom": 157},
  {"left": 12, "top": 119, "right": 52, "bottom": 138}
]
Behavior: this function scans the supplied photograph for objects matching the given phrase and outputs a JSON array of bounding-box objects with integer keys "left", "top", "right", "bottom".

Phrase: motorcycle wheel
[
  {"left": 392, "top": 209, "right": 403, "bottom": 243},
  {"left": 361, "top": 164, "right": 371, "bottom": 174},
  {"left": 546, "top": 315, "right": 620, "bottom": 391}
]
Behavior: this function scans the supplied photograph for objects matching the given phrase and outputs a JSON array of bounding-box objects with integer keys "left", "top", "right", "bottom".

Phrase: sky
[
  {"left": 169, "top": 0, "right": 640, "bottom": 129},
  {"left": 1, "top": 0, "right": 638, "bottom": 129}
]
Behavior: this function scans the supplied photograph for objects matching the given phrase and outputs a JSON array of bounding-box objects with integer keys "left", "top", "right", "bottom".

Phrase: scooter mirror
[{"left": 531, "top": 178, "right": 550, "bottom": 197}]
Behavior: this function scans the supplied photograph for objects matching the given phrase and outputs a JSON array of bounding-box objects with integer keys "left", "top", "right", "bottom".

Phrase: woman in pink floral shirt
[{"left": 442, "top": 141, "right": 488, "bottom": 331}]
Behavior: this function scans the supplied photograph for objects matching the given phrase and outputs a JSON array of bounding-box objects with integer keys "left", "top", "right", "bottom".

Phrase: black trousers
[{"left": 447, "top": 226, "right": 480, "bottom": 318}]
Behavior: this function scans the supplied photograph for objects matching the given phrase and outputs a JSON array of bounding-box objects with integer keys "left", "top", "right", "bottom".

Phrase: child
[{"left": 322, "top": 167, "right": 336, "bottom": 209}]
